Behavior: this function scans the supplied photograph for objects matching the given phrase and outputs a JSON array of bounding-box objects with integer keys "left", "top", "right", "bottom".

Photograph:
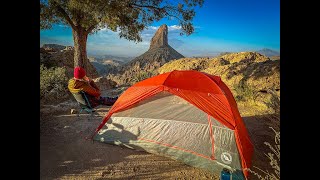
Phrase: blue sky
[{"left": 40, "top": 0, "right": 280, "bottom": 57}]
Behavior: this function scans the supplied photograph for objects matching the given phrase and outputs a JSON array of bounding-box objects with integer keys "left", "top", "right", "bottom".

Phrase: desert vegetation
[
  {"left": 40, "top": 64, "right": 69, "bottom": 103},
  {"left": 248, "top": 126, "right": 280, "bottom": 180}
]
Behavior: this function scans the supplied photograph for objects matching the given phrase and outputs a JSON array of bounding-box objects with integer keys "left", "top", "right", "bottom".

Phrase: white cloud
[
  {"left": 148, "top": 26, "right": 158, "bottom": 30},
  {"left": 145, "top": 25, "right": 182, "bottom": 31},
  {"left": 168, "top": 25, "right": 181, "bottom": 31}
]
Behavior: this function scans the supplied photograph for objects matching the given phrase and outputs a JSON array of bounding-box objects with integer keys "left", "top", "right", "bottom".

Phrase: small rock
[
  {"left": 71, "top": 109, "right": 77, "bottom": 114},
  {"left": 101, "top": 171, "right": 107, "bottom": 177}
]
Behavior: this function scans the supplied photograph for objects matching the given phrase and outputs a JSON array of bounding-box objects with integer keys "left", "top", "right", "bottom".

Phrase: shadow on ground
[{"left": 40, "top": 110, "right": 217, "bottom": 180}]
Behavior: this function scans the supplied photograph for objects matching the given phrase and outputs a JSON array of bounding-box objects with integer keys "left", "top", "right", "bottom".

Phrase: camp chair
[{"left": 71, "top": 91, "right": 96, "bottom": 117}]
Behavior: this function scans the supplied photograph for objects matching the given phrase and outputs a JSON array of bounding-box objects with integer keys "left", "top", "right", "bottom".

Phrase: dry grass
[
  {"left": 232, "top": 80, "right": 280, "bottom": 117},
  {"left": 233, "top": 82, "right": 259, "bottom": 102},
  {"left": 132, "top": 70, "right": 158, "bottom": 84},
  {"left": 247, "top": 127, "right": 280, "bottom": 180},
  {"left": 237, "top": 101, "right": 270, "bottom": 117}
]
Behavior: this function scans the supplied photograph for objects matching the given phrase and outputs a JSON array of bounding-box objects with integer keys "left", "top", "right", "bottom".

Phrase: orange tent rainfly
[{"left": 93, "top": 70, "right": 253, "bottom": 179}]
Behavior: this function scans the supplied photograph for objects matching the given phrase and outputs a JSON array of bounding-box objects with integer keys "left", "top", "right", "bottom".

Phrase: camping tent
[{"left": 93, "top": 70, "right": 253, "bottom": 179}]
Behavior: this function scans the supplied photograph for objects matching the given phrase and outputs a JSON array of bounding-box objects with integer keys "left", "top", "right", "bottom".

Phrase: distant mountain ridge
[
  {"left": 88, "top": 54, "right": 134, "bottom": 63},
  {"left": 42, "top": 44, "right": 67, "bottom": 51},
  {"left": 89, "top": 57, "right": 124, "bottom": 76},
  {"left": 256, "top": 48, "right": 280, "bottom": 57}
]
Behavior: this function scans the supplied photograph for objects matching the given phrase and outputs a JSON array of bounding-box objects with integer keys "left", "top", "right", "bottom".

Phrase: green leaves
[
  {"left": 40, "top": 0, "right": 204, "bottom": 41},
  {"left": 40, "top": 65, "right": 69, "bottom": 101}
]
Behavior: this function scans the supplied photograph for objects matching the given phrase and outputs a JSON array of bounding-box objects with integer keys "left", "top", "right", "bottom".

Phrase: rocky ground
[{"left": 40, "top": 106, "right": 219, "bottom": 180}]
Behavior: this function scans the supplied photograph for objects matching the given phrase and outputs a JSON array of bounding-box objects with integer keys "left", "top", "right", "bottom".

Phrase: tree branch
[
  {"left": 53, "top": 2, "right": 76, "bottom": 29},
  {"left": 164, "top": 11, "right": 183, "bottom": 22},
  {"left": 87, "top": 24, "right": 98, "bottom": 33},
  {"left": 85, "top": 2, "right": 110, "bottom": 33},
  {"left": 130, "top": 3, "right": 163, "bottom": 10},
  {"left": 131, "top": 3, "right": 183, "bottom": 21}
]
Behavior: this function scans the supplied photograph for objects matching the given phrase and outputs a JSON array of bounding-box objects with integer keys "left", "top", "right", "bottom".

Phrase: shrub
[
  {"left": 264, "top": 90, "right": 280, "bottom": 114},
  {"left": 132, "top": 70, "right": 157, "bottom": 83},
  {"left": 40, "top": 64, "right": 69, "bottom": 103},
  {"left": 233, "top": 81, "right": 258, "bottom": 102}
]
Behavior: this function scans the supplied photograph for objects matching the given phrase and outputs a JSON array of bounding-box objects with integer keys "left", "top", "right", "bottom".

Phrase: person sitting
[{"left": 68, "top": 66, "right": 118, "bottom": 108}]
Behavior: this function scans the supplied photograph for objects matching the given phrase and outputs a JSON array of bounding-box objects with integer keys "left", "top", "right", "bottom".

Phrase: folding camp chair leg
[
  {"left": 88, "top": 109, "right": 96, "bottom": 120},
  {"left": 77, "top": 109, "right": 83, "bottom": 117}
]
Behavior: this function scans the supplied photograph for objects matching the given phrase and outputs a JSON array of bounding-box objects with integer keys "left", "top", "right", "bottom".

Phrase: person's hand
[{"left": 83, "top": 76, "right": 92, "bottom": 82}]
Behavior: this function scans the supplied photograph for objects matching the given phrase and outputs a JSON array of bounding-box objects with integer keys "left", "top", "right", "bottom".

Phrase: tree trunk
[{"left": 72, "top": 27, "right": 88, "bottom": 69}]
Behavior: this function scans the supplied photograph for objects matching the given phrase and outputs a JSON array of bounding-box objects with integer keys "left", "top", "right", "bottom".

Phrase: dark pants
[{"left": 86, "top": 94, "right": 118, "bottom": 108}]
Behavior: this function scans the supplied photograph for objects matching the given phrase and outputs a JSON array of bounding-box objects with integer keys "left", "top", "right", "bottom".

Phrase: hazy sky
[{"left": 40, "top": 0, "right": 280, "bottom": 57}]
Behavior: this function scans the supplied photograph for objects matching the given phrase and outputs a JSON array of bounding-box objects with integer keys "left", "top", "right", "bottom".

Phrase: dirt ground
[{"left": 40, "top": 100, "right": 279, "bottom": 180}]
